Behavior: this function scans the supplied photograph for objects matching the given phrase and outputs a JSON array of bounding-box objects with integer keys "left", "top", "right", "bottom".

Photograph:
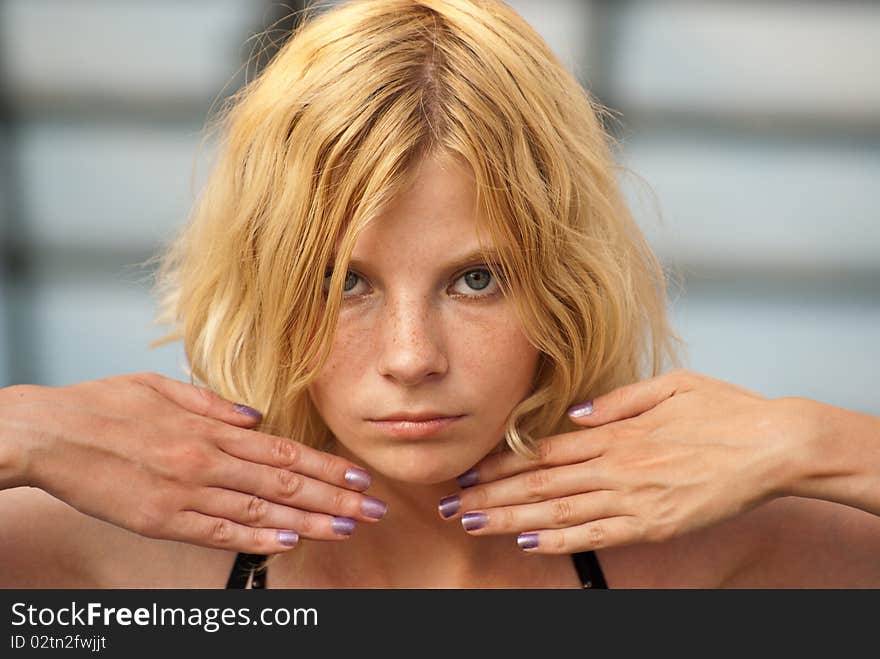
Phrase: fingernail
[
  {"left": 234, "top": 403, "right": 263, "bottom": 420},
  {"left": 278, "top": 530, "right": 299, "bottom": 547},
  {"left": 438, "top": 495, "right": 461, "bottom": 519},
  {"left": 517, "top": 532, "right": 539, "bottom": 550},
  {"left": 345, "top": 467, "right": 372, "bottom": 491},
  {"left": 332, "top": 517, "right": 356, "bottom": 536},
  {"left": 361, "top": 497, "right": 388, "bottom": 520},
  {"left": 456, "top": 467, "right": 479, "bottom": 489},
  {"left": 567, "top": 400, "right": 594, "bottom": 418},
  {"left": 461, "top": 512, "right": 488, "bottom": 531}
]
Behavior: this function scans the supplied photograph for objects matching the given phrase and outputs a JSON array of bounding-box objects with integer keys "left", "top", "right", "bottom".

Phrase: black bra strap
[
  {"left": 572, "top": 550, "right": 608, "bottom": 589},
  {"left": 226, "top": 553, "right": 267, "bottom": 589}
]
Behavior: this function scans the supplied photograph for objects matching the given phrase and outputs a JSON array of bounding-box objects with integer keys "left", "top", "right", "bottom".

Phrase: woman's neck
[{"left": 276, "top": 468, "right": 579, "bottom": 588}]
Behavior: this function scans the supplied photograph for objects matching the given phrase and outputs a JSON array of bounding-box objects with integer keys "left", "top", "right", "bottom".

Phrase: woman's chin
[
  {"left": 359, "top": 446, "right": 481, "bottom": 486},
  {"left": 330, "top": 434, "right": 498, "bottom": 486}
]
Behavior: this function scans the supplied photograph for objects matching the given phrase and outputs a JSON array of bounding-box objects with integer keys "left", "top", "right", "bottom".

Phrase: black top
[{"left": 226, "top": 550, "right": 608, "bottom": 589}]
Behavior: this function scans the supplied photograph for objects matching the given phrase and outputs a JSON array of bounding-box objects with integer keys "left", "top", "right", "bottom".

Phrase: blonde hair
[{"left": 150, "top": 0, "right": 685, "bottom": 458}]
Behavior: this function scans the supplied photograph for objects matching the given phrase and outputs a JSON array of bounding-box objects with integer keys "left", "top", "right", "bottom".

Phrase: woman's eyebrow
[{"left": 343, "top": 247, "right": 501, "bottom": 273}]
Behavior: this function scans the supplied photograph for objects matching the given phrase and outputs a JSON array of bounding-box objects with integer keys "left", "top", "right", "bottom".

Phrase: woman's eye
[
  {"left": 323, "top": 267, "right": 500, "bottom": 299},
  {"left": 323, "top": 270, "right": 363, "bottom": 296},
  {"left": 451, "top": 268, "right": 499, "bottom": 297}
]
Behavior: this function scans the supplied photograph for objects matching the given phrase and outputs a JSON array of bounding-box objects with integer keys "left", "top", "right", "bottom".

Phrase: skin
[
  {"left": 0, "top": 374, "right": 386, "bottom": 553},
  {"left": 308, "top": 154, "right": 539, "bottom": 485},
  {"left": 283, "top": 154, "right": 583, "bottom": 587},
  {"left": 263, "top": 153, "right": 880, "bottom": 588},
  {"left": 445, "top": 370, "right": 880, "bottom": 587},
  {"left": 1, "top": 154, "right": 878, "bottom": 588}
]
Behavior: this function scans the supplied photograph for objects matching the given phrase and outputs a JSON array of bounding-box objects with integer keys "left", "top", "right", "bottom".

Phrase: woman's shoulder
[
  {"left": 597, "top": 496, "right": 880, "bottom": 588},
  {"left": 0, "top": 486, "right": 235, "bottom": 588},
  {"left": 593, "top": 510, "right": 754, "bottom": 588},
  {"left": 718, "top": 495, "right": 880, "bottom": 587}
]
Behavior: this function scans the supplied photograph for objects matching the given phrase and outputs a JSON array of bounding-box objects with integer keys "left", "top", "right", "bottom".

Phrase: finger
[
  {"left": 189, "top": 487, "right": 361, "bottom": 541},
  {"left": 133, "top": 371, "right": 264, "bottom": 428},
  {"left": 443, "top": 462, "right": 611, "bottom": 519},
  {"left": 457, "top": 491, "right": 622, "bottom": 537},
  {"left": 515, "top": 516, "right": 643, "bottom": 554},
  {"left": 161, "top": 510, "right": 301, "bottom": 554},
  {"left": 457, "top": 427, "right": 608, "bottom": 487},
  {"left": 213, "top": 427, "right": 373, "bottom": 492},
  {"left": 210, "top": 456, "right": 387, "bottom": 522},
  {"left": 566, "top": 369, "right": 696, "bottom": 427}
]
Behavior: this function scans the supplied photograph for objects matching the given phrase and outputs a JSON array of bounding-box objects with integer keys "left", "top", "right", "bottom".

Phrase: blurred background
[{"left": 0, "top": 0, "right": 877, "bottom": 414}]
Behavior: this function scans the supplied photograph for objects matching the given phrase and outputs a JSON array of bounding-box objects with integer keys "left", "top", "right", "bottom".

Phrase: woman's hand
[
  {"left": 0, "top": 373, "right": 386, "bottom": 554},
  {"left": 438, "top": 369, "right": 812, "bottom": 553}
]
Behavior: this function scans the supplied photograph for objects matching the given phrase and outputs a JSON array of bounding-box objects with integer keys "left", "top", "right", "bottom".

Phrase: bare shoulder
[
  {"left": 595, "top": 497, "right": 880, "bottom": 588},
  {"left": 722, "top": 496, "right": 880, "bottom": 587},
  {"left": 0, "top": 487, "right": 236, "bottom": 588}
]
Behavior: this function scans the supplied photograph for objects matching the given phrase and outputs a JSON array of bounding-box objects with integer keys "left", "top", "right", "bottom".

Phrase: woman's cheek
[
  {"left": 457, "top": 316, "right": 539, "bottom": 411},
  {"left": 307, "top": 329, "right": 365, "bottom": 421}
]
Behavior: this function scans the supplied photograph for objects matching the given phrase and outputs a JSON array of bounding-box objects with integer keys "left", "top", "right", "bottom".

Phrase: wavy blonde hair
[{"left": 150, "top": 0, "right": 685, "bottom": 458}]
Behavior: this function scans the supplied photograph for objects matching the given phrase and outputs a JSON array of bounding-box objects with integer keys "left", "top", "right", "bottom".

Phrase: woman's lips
[{"left": 368, "top": 416, "right": 464, "bottom": 439}]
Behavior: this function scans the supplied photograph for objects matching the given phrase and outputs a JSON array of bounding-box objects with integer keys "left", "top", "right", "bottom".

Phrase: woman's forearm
[{"left": 780, "top": 397, "right": 880, "bottom": 516}]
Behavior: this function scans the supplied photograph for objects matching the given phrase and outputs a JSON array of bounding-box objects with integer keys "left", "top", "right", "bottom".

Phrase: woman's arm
[
  {"left": 0, "top": 374, "right": 385, "bottom": 559},
  {"left": 441, "top": 369, "right": 880, "bottom": 586},
  {"left": 780, "top": 397, "right": 880, "bottom": 515},
  {"left": 720, "top": 397, "right": 880, "bottom": 588}
]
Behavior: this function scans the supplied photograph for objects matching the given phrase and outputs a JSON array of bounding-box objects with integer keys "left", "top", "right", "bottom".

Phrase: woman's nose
[{"left": 376, "top": 302, "right": 448, "bottom": 386}]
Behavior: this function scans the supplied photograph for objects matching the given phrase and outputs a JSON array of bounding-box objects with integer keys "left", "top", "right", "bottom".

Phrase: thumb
[
  {"left": 131, "top": 372, "right": 263, "bottom": 427},
  {"left": 567, "top": 369, "right": 693, "bottom": 427}
]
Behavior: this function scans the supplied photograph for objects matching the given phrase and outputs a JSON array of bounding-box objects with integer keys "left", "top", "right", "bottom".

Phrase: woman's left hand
[{"left": 439, "top": 369, "right": 815, "bottom": 553}]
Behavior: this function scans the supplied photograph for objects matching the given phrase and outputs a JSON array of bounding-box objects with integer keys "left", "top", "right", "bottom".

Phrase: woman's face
[{"left": 308, "top": 155, "right": 540, "bottom": 484}]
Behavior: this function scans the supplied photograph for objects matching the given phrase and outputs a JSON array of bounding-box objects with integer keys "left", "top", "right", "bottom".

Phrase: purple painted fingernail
[
  {"left": 456, "top": 467, "right": 479, "bottom": 489},
  {"left": 332, "top": 517, "right": 356, "bottom": 536},
  {"left": 361, "top": 497, "right": 388, "bottom": 520},
  {"left": 234, "top": 403, "right": 263, "bottom": 420},
  {"left": 278, "top": 530, "right": 299, "bottom": 547},
  {"left": 517, "top": 532, "right": 539, "bottom": 550},
  {"left": 345, "top": 467, "right": 372, "bottom": 491},
  {"left": 461, "top": 512, "right": 488, "bottom": 531},
  {"left": 567, "top": 400, "right": 594, "bottom": 418},
  {"left": 438, "top": 495, "right": 461, "bottom": 519}
]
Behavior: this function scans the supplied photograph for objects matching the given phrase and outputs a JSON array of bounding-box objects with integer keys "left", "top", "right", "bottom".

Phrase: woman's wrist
[
  {"left": 0, "top": 385, "right": 40, "bottom": 490},
  {"left": 775, "top": 396, "right": 880, "bottom": 516}
]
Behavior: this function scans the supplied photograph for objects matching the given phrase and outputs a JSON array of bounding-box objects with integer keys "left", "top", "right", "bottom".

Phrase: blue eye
[
  {"left": 323, "top": 270, "right": 362, "bottom": 295},
  {"left": 451, "top": 268, "right": 499, "bottom": 297},
  {"left": 342, "top": 272, "right": 359, "bottom": 292},
  {"left": 463, "top": 269, "right": 491, "bottom": 290}
]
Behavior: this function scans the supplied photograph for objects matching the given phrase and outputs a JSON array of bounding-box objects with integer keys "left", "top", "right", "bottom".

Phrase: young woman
[{"left": 1, "top": 0, "right": 878, "bottom": 588}]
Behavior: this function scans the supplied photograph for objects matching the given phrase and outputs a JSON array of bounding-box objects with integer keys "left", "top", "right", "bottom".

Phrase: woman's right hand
[{"left": 0, "top": 372, "right": 386, "bottom": 554}]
